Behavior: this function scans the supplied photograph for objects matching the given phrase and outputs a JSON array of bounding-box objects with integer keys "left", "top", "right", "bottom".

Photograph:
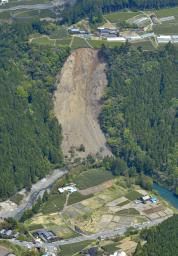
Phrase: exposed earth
[{"left": 54, "top": 48, "right": 111, "bottom": 158}]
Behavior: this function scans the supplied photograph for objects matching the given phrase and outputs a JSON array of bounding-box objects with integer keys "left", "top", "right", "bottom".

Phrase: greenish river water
[{"left": 153, "top": 183, "right": 178, "bottom": 209}]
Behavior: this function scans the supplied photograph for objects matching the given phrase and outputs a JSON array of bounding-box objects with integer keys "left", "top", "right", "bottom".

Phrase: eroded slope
[{"left": 54, "top": 48, "right": 111, "bottom": 158}]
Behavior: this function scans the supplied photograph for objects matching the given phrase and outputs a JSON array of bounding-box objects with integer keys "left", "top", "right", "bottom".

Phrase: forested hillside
[
  {"left": 134, "top": 215, "right": 178, "bottom": 256},
  {"left": 0, "top": 22, "right": 69, "bottom": 199},
  {"left": 62, "top": 0, "right": 178, "bottom": 23},
  {"left": 99, "top": 43, "right": 178, "bottom": 187}
]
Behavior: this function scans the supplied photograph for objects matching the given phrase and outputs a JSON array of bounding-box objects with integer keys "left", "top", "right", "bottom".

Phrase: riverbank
[{"left": 153, "top": 183, "right": 178, "bottom": 211}]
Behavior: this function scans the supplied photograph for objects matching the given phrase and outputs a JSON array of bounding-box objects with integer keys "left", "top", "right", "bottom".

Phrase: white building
[
  {"left": 58, "top": 185, "right": 77, "bottom": 193},
  {"left": 172, "top": 35, "right": 178, "bottom": 43},
  {"left": 0, "top": 0, "right": 8, "bottom": 5},
  {"left": 141, "top": 32, "right": 155, "bottom": 39},
  {"left": 160, "top": 16, "right": 175, "bottom": 22},
  {"left": 142, "top": 195, "right": 151, "bottom": 202},
  {"left": 107, "top": 37, "right": 126, "bottom": 42},
  {"left": 110, "top": 251, "right": 127, "bottom": 256},
  {"left": 157, "top": 35, "right": 172, "bottom": 43}
]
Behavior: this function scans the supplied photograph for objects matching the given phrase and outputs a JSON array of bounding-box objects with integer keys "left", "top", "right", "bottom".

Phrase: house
[
  {"left": 97, "top": 27, "right": 118, "bottom": 36},
  {"left": 107, "top": 37, "right": 126, "bottom": 42},
  {"left": 68, "top": 28, "right": 88, "bottom": 35},
  {"left": 35, "top": 230, "right": 58, "bottom": 242},
  {"left": 141, "top": 195, "right": 151, "bottom": 203},
  {"left": 150, "top": 15, "right": 159, "bottom": 24},
  {"left": 160, "top": 16, "right": 175, "bottom": 22},
  {"left": 58, "top": 185, "right": 77, "bottom": 193},
  {"left": 6, "top": 230, "right": 12, "bottom": 236},
  {"left": 0, "top": 0, "right": 8, "bottom": 5},
  {"left": 157, "top": 35, "right": 172, "bottom": 43},
  {"left": 0, "top": 229, "right": 13, "bottom": 237},
  {"left": 172, "top": 35, "right": 178, "bottom": 43},
  {"left": 150, "top": 197, "right": 157, "bottom": 204},
  {"left": 68, "top": 28, "right": 80, "bottom": 34}
]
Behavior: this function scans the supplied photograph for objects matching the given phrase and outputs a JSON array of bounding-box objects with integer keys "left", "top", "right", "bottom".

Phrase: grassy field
[
  {"left": 156, "top": 7, "right": 178, "bottom": 18},
  {"left": 104, "top": 11, "right": 140, "bottom": 23},
  {"left": 41, "top": 193, "right": 66, "bottom": 214},
  {"left": 131, "top": 41, "right": 155, "bottom": 51},
  {"left": 73, "top": 168, "right": 113, "bottom": 190},
  {"left": 59, "top": 240, "right": 93, "bottom": 256},
  {"left": 67, "top": 192, "right": 93, "bottom": 205},
  {"left": 89, "top": 39, "right": 123, "bottom": 49},
  {"left": 0, "top": 11, "right": 11, "bottom": 19},
  {"left": 116, "top": 208, "right": 140, "bottom": 215},
  {"left": 126, "top": 190, "right": 142, "bottom": 201},
  {"left": 56, "top": 38, "right": 72, "bottom": 46},
  {"left": 14, "top": 9, "right": 56, "bottom": 19},
  {"left": 153, "top": 23, "right": 178, "bottom": 34},
  {"left": 102, "top": 242, "right": 119, "bottom": 253},
  {"left": 0, "top": 0, "right": 51, "bottom": 8},
  {"left": 49, "top": 26, "right": 68, "bottom": 39},
  {"left": 71, "top": 36, "right": 90, "bottom": 50},
  {"left": 0, "top": 240, "right": 27, "bottom": 256},
  {"left": 31, "top": 36, "right": 55, "bottom": 46}
]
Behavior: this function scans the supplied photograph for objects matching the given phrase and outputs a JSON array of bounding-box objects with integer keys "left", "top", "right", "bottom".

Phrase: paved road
[
  {"left": 0, "top": 3, "right": 53, "bottom": 12},
  {"left": 7, "top": 215, "right": 171, "bottom": 253},
  {"left": 0, "top": 168, "right": 68, "bottom": 220},
  {"left": 0, "top": 0, "right": 76, "bottom": 13}
]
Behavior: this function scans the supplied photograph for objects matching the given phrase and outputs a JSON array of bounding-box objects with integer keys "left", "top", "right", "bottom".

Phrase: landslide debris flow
[{"left": 54, "top": 48, "right": 111, "bottom": 158}]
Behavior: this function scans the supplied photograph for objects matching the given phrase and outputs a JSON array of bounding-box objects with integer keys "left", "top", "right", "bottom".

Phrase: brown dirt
[
  {"left": 54, "top": 48, "right": 111, "bottom": 158},
  {"left": 79, "top": 180, "right": 113, "bottom": 195}
]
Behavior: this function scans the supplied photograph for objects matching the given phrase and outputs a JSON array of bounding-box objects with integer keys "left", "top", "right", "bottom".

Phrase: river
[{"left": 153, "top": 183, "right": 178, "bottom": 209}]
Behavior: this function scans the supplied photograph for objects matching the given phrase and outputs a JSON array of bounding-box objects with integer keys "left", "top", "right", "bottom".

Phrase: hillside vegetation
[
  {"left": 0, "top": 22, "right": 69, "bottom": 199},
  {"left": 134, "top": 215, "right": 178, "bottom": 256},
  {"left": 99, "top": 43, "right": 178, "bottom": 188},
  {"left": 62, "top": 0, "right": 178, "bottom": 23}
]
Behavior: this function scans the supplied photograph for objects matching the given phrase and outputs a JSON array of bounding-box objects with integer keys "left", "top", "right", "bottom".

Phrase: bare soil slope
[{"left": 54, "top": 48, "right": 111, "bottom": 158}]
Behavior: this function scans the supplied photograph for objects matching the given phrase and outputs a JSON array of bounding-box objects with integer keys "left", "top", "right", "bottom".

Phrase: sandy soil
[{"left": 54, "top": 48, "right": 111, "bottom": 158}]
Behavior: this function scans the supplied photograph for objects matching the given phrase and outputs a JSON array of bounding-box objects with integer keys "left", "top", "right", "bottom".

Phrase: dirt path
[{"left": 54, "top": 48, "right": 111, "bottom": 159}]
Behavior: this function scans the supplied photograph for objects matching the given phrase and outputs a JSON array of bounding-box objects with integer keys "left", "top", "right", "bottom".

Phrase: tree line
[
  {"left": 0, "top": 22, "right": 69, "bottom": 199},
  {"left": 99, "top": 43, "right": 178, "bottom": 190},
  {"left": 62, "top": 0, "right": 178, "bottom": 23},
  {"left": 134, "top": 214, "right": 178, "bottom": 256}
]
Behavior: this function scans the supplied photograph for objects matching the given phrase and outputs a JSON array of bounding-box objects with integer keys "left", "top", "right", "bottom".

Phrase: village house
[
  {"left": 0, "top": 0, "right": 8, "bottom": 5},
  {"left": 58, "top": 184, "right": 77, "bottom": 193}
]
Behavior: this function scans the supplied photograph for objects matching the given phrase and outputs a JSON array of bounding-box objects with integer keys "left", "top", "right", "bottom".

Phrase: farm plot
[
  {"left": 128, "top": 14, "right": 151, "bottom": 27},
  {"left": 153, "top": 23, "right": 178, "bottom": 35},
  {"left": 28, "top": 213, "right": 75, "bottom": 238},
  {"left": 73, "top": 168, "right": 114, "bottom": 190},
  {"left": 156, "top": 7, "right": 178, "bottom": 18},
  {"left": 71, "top": 36, "right": 90, "bottom": 50},
  {"left": 80, "top": 180, "right": 113, "bottom": 196},
  {"left": 60, "top": 240, "right": 93, "bottom": 256},
  {"left": 104, "top": 11, "right": 140, "bottom": 23}
]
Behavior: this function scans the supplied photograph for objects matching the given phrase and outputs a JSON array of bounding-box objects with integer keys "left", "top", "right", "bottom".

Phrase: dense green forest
[
  {"left": 99, "top": 43, "right": 178, "bottom": 188},
  {"left": 62, "top": 0, "right": 178, "bottom": 23},
  {"left": 0, "top": 22, "right": 69, "bottom": 199},
  {"left": 134, "top": 215, "right": 178, "bottom": 256}
]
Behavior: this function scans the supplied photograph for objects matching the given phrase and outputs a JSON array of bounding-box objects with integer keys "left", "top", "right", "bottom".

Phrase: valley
[{"left": 0, "top": 1, "right": 178, "bottom": 255}]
